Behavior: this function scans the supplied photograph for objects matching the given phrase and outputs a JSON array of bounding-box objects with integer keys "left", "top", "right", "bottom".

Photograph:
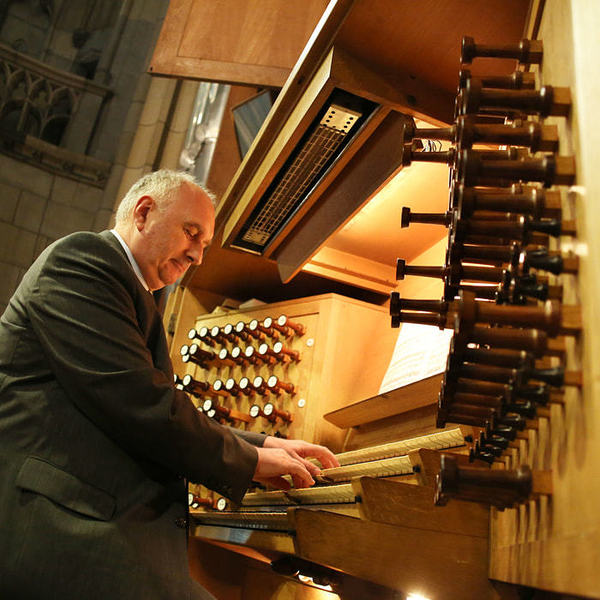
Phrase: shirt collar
[{"left": 109, "top": 229, "right": 150, "bottom": 292}]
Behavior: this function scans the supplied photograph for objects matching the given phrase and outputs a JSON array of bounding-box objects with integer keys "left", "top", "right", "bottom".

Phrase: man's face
[{"left": 132, "top": 183, "right": 215, "bottom": 291}]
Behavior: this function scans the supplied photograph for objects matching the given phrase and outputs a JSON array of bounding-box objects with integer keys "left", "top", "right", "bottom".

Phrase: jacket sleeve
[{"left": 26, "top": 233, "right": 257, "bottom": 503}]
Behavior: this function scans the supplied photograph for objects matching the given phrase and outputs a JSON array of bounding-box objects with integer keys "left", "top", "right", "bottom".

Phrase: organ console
[
  {"left": 257, "top": 342, "right": 278, "bottom": 365},
  {"left": 236, "top": 376, "right": 253, "bottom": 397},
  {"left": 189, "top": 493, "right": 219, "bottom": 510},
  {"left": 243, "top": 344, "right": 260, "bottom": 365},
  {"left": 202, "top": 398, "right": 251, "bottom": 424},
  {"left": 247, "top": 319, "right": 267, "bottom": 341},
  {"left": 229, "top": 346, "right": 246, "bottom": 365},
  {"left": 185, "top": 344, "right": 216, "bottom": 367},
  {"left": 224, "top": 377, "right": 241, "bottom": 397},
  {"left": 457, "top": 149, "right": 576, "bottom": 188},
  {"left": 459, "top": 80, "right": 571, "bottom": 118},
  {"left": 157, "top": 1, "right": 597, "bottom": 596},
  {"left": 210, "top": 379, "right": 229, "bottom": 398},
  {"left": 401, "top": 144, "right": 523, "bottom": 168}
]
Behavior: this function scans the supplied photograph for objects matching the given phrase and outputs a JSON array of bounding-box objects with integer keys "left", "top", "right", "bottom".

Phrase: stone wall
[
  {"left": 0, "top": 155, "right": 106, "bottom": 311},
  {"left": 0, "top": 0, "right": 171, "bottom": 312}
]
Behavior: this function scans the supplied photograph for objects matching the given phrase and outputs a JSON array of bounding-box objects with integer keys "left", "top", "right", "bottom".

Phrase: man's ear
[{"left": 132, "top": 196, "right": 154, "bottom": 231}]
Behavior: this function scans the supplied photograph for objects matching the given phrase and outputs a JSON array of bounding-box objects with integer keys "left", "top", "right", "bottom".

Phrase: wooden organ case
[
  {"left": 487, "top": 1, "right": 600, "bottom": 596},
  {"left": 386, "top": 1, "right": 600, "bottom": 599},
  {"left": 160, "top": 1, "right": 599, "bottom": 599}
]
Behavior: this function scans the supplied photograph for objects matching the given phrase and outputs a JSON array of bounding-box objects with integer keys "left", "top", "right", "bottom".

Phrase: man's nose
[{"left": 186, "top": 246, "right": 203, "bottom": 266}]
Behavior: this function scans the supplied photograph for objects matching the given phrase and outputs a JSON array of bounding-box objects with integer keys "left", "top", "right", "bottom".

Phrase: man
[{"left": 0, "top": 170, "right": 339, "bottom": 599}]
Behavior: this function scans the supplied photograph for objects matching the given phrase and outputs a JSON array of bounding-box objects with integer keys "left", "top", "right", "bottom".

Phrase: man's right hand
[{"left": 253, "top": 447, "right": 316, "bottom": 490}]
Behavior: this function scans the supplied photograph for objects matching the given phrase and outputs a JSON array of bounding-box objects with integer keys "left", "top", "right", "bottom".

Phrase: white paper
[{"left": 379, "top": 322, "right": 452, "bottom": 394}]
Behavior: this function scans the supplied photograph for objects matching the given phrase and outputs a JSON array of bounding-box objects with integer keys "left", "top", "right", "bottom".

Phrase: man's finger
[
  {"left": 289, "top": 450, "right": 322, "bottom": 477},
  {"left": 288, "top": 461, "right": 315, "bottom": 488},
  {"left": 291, "top": 473, "right": 313, "bottom": 489},
  {"left": 306, "top": 445, "right": 340, "bottom": 469},
  {"left": 301, "top": 456, "right": 322, "bottom": 477}
]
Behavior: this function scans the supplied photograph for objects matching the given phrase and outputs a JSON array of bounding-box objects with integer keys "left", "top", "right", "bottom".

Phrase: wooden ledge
[{"left": 324, "top": 373, "right": 443, "bottom": 429}]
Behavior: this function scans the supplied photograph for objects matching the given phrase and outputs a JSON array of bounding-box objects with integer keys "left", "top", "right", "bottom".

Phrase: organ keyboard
[
  {"left": 240, "top": 483, "right": 356, "bottom": 508},
  {"left": 330, "top": 427, "right": 465, "bottom": 465},
  {"left": 190, "top": 428, "right": 467, "bottom": 531},
  {"left": 163, "top": 2, "right": 599, "bottom": 597}
]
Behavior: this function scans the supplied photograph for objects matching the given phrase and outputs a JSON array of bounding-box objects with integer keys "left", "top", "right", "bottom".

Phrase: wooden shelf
[{"left": 324, "top": 373, "right": 442, "bottom": 429}]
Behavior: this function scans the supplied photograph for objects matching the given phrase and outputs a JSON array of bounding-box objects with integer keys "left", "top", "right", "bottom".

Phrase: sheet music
[{"left": 378, "top": 322, "right": 452, "bottom": 394}]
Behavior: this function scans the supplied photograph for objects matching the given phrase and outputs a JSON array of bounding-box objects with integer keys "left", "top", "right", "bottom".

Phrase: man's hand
[
  {"left": 259, "top": 436, "right": 341, "bottom": 483},
  {"left": 253, "top": 446, "right": 316, "bottom": 490}
]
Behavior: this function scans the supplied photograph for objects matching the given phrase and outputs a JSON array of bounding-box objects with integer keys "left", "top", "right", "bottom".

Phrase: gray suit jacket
[{"left": 0, "top": 231, "right": 263, "bottom": 599}]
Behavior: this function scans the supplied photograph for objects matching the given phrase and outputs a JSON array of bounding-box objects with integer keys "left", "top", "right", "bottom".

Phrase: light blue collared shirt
[{"left": 109, "top": 229, "right": 150, "bottom": 292}]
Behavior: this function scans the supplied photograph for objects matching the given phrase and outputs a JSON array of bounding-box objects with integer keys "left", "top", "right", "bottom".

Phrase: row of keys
[
  {"left": 196, "top": 398, "right": 292, "bottom": 425},
  {"left": 201, "top": 398, "right": 293, "bottom": 423},
  {"left": 175, "top": 374, "right": 296, "bottom": 398},
  {"left": 187, "top": 315, "right": 305, "bottom": 347},
  {"left": 180, "top": 341, "right": 300, "bottom": 367}
]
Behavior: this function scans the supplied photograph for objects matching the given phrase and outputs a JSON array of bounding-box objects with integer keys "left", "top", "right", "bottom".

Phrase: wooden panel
[
  {"left": 354, "top": 476, "right": 490, "bottom": 538},
  {"left": 483, "top": 2, "right": 600, "bottom": 597},
  {"left": 322, "top": 165, "right": 450, "bottom": 277},
  {"left": 292, "top": 509, "right": 512, "bottom": 600},
  {"left": 150, "top": 0, "right": 329, "bottom": 87},
  {"left": 491, "top": 531, "right": 600, "bottom": 598},
  {"left": 184, "top": 228, "right": 389, "bottom": 306},
  {"left": 188, "top": 537, "right": 247, "bottom": 600},
  {"left": 337, "top": 0, "right": 530, "bottom": 94},
  {"left": 324, "top": 373, "right": 441, "bottom": 428},
  {"left": 344, "top": 403, "right": 440, "bottom": 451},
  {"left": 191, "top": 524, "right": 296, "bottom": 554},
  {"left": 242, "top": 567, "right": 341, "bottom": 600},
  {"left": 302, "top": 246, "right": 397, "bottom": 294}
]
